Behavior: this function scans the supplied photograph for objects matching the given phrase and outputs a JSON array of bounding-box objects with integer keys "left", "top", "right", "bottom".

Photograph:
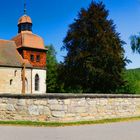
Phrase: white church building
[{"left": 0, "top": 10, "right": 47, "bottom": 94}]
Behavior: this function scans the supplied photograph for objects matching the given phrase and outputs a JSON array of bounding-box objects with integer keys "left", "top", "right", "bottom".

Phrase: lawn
[{"left": 0, "top": 116, "right": 140, "bottom": 127}]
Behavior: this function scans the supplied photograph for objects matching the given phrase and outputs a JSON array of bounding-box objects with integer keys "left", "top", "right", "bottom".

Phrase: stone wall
[{"left": 0, "top": 94, "right": 140, "bottom": 122}]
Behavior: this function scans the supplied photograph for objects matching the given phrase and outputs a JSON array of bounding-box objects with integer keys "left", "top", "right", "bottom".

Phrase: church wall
[
  {"left": 32, "top": 69, "right": 46, "bottom": 94},
  {"left": 25, "top": 68, "right": 32, "bottom": 94},
  {"left": 0, "top": 67, "right": 31, "bottom": 94}
]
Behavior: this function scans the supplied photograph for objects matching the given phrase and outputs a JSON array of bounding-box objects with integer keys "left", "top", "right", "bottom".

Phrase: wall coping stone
[{"left": 0, "top": 93, "right": 140, "bottom": 99}]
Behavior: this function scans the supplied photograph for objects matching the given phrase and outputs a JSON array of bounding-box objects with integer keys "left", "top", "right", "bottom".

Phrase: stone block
[
  {"left": 2, "top": 99, "right": 8, "bottom": 103},
  {"left": 0, "top": 104, "right": 7, "bottom": 111},
  {"left": 7, "top": 104, "right": 15, "bottom": 111},
  {"left": 28, "top": 105, "right": 39, "bottom": 115},
  {"left": 26, "top": 99, "right": 33, "bottom": 105},
  {"left": 68, "top": 107, "right": 86, "bottom": 113},
  {"left": 87, "top": 100, "right": 97, "bottom": 106},
  {"left": 99, "top": 99, "right": 108, "bottom": 106},
  {"left": 50, "top": 105, "right": 67, "bottom": 111},
  {"left": 17, "top": 99, "right": 26, "bottom": 106},
  {"left": 52, "top": 111, "right": 65, "bottom": 118},
  {"left": 33, "top": 100, "right": 41, "bottom": 105},
  {"left": 43, "top": 106, "right": 51, "bottom": 115},
  {"left": 65, "top": 113, "right": 76, "bottom": 117},
  {"left": 40, "top": 100, "right": 47, "bottom": 105},
  {"left": 48, "top": 99, "right": 58, "bottom": 104},
  {"left": 37, "top": 105, "right": 44, "bottom": 115},
  {"left": 64, "top": 99, "right": 71, "bottom": 105}
]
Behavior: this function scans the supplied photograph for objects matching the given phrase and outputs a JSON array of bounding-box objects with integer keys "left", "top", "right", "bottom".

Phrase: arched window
[{"left": 35, "top": 74, "right": 39, "bottom": 91}]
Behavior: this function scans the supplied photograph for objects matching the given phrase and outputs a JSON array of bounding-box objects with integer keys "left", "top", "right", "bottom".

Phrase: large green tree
[
  {"left": 46, "top": 45, "right": 58, "bottom": 93},
  {"left": 59, "top": 1, "right": 127, "bottom": 93}
]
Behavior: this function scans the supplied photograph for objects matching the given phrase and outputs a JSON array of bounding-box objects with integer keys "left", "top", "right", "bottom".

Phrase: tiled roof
[
  {"left": 12, "top": 31, "right": 47, "bottom": 50},
  {"left": 0, "top": 40, "right": 32, "bottom": 68},
  {"left": 18, "top": 15, "right": 32, "bottom": 25}
]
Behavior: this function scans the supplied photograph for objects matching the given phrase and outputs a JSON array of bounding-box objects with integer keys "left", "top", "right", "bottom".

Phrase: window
[
  {"left": 36, "top": 55, "right": 40, "bottom": 62},
  {"left": 29, "top": 24, "right": 32, "bottom": 31},
  {"left": 14, "top": 70, "right": 17, "bottom": 76},
  {"left": 30, "top": 55, "right": 34, "bottom": 62},
  {"left": 21, "top": 24, "right": 24, "bottom": 30},
  {"left": 35, "top": 74, "right": 39, "bottom": 91},
  {"left": 25, "top": 78, "right": 28, "bottom": 92},
  {"left": 10, "top": 79, "right": 13, "bottom": 85}
]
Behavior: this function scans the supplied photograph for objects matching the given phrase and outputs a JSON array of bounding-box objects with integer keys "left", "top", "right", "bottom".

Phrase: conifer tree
[{"left": 60, "top": 1, "right": 127, "bottom": 93}]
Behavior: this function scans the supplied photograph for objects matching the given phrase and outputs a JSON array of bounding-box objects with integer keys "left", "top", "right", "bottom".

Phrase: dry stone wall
[{"left": 0, "top": 94, "right": 140, "bottom": 122}]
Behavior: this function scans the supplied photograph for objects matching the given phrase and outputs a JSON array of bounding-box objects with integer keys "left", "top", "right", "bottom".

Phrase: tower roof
[
  {"left": 18, "top": 15, "right": 32, "bottom": 25},
  {"left": 12, "top": 32, "right": 47, "bottom": 50},
  {"left": 12, "top": 1, "right": 47, "bottom": 51}
]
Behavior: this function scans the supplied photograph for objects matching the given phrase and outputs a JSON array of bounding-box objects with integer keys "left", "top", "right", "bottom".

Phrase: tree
[
  {"left": 46, "top": 45, "right": 58, "bottom": 93},
  {"left": 59, "top": 1, "right": 127, "bottom": 93},
  {"left": 130, "top": 33, "right": 140, "bottom": 54}
]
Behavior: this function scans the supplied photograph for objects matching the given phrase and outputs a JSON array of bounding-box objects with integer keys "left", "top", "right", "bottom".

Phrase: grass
[{"left": 1, "top": 116, "right": 140, "bottom": 127}]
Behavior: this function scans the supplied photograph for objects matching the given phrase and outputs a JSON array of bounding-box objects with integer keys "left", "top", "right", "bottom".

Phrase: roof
[
  {"left": 0, "top": 40, "right": 32, "bottom": 68},
  {"left": 18, "top": 15, "right": 32, "bottom": 25},
  {"left": 12, "top": 31, "right": 47, "bottom": 50}
]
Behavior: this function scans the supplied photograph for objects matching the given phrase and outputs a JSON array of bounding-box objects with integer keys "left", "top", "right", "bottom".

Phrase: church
[{"left": 0, "top": 6, "right": 47, "bottom": 94}]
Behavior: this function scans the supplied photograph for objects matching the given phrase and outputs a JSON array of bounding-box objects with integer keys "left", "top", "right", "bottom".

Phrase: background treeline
[
  {"left": 121, "top": 69, "right": 140, "bottom": 94},
  {"left": 46, "top": 44, "right": 140, "bottom": 94},
  {"left": 46, "top": 1, "right": 140, "bottom": 94}
]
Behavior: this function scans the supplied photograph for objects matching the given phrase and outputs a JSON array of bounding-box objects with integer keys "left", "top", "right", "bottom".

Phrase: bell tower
[
  {"left": 11, "top": 0, "right": 47, "bottom": 94},
  {"left": 18, "top": 0, "right": 32, "bottom": 33},
  {"left": 12, "top": 0, "right": 47, "bottom": 69},
  {"left": 18, "top": 16, "right": 32, "bottom": 33}
]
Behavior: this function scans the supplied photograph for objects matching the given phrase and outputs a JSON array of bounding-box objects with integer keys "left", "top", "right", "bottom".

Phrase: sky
[{"left": 0, "top": 0, "right": 140, "bottom": 69}]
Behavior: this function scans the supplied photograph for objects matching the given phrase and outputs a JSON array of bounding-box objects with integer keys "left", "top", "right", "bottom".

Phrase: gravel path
[{"left": 0, "top": 121, "right": 140, "bottom": 140}]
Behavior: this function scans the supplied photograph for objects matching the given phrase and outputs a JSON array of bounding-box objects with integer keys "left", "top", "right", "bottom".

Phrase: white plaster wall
[
  {"left": 0, "top": 67, "right": 31, "bottom": 94},
  {"left": 32, "top": 69, "right": 46, "bottom": 94},
  {"left": 25, "top": 68, "right": 32, "bottom": 94}
]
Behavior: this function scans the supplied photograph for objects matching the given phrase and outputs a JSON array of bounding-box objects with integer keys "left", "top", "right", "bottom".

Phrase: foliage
[
  {"left": 129, "top": 33, "right": 140, "bottom": 94},
  {"left": 120, "top": 69, "right": 140, "bottom": 94},
  {"left": 46, "top": 45, "right": 58, "bottom": 93},
  {"left": 59, "top": 1, "right": 127, "bottom": 93},
  {"left": 130, "top": 33, "right": 140, "bottom": 54}
]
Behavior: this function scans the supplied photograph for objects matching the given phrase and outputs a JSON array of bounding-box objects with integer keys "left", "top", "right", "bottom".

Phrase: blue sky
[{"left": 0, "top": 0, "right": 140, "bottom": 69}]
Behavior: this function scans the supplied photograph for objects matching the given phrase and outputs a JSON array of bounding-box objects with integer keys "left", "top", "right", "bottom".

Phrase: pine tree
[{"left": 60, "top": 1, "right": 127, "bottom": 93}]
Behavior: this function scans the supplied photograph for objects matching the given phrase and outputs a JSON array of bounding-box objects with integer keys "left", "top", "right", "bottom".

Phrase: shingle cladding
[
  {"left": 12, "top": 31, "right": 47, "bottom": 50},
  {"left": 0, "top": 40, "right": 32, "bottom": 68}
]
